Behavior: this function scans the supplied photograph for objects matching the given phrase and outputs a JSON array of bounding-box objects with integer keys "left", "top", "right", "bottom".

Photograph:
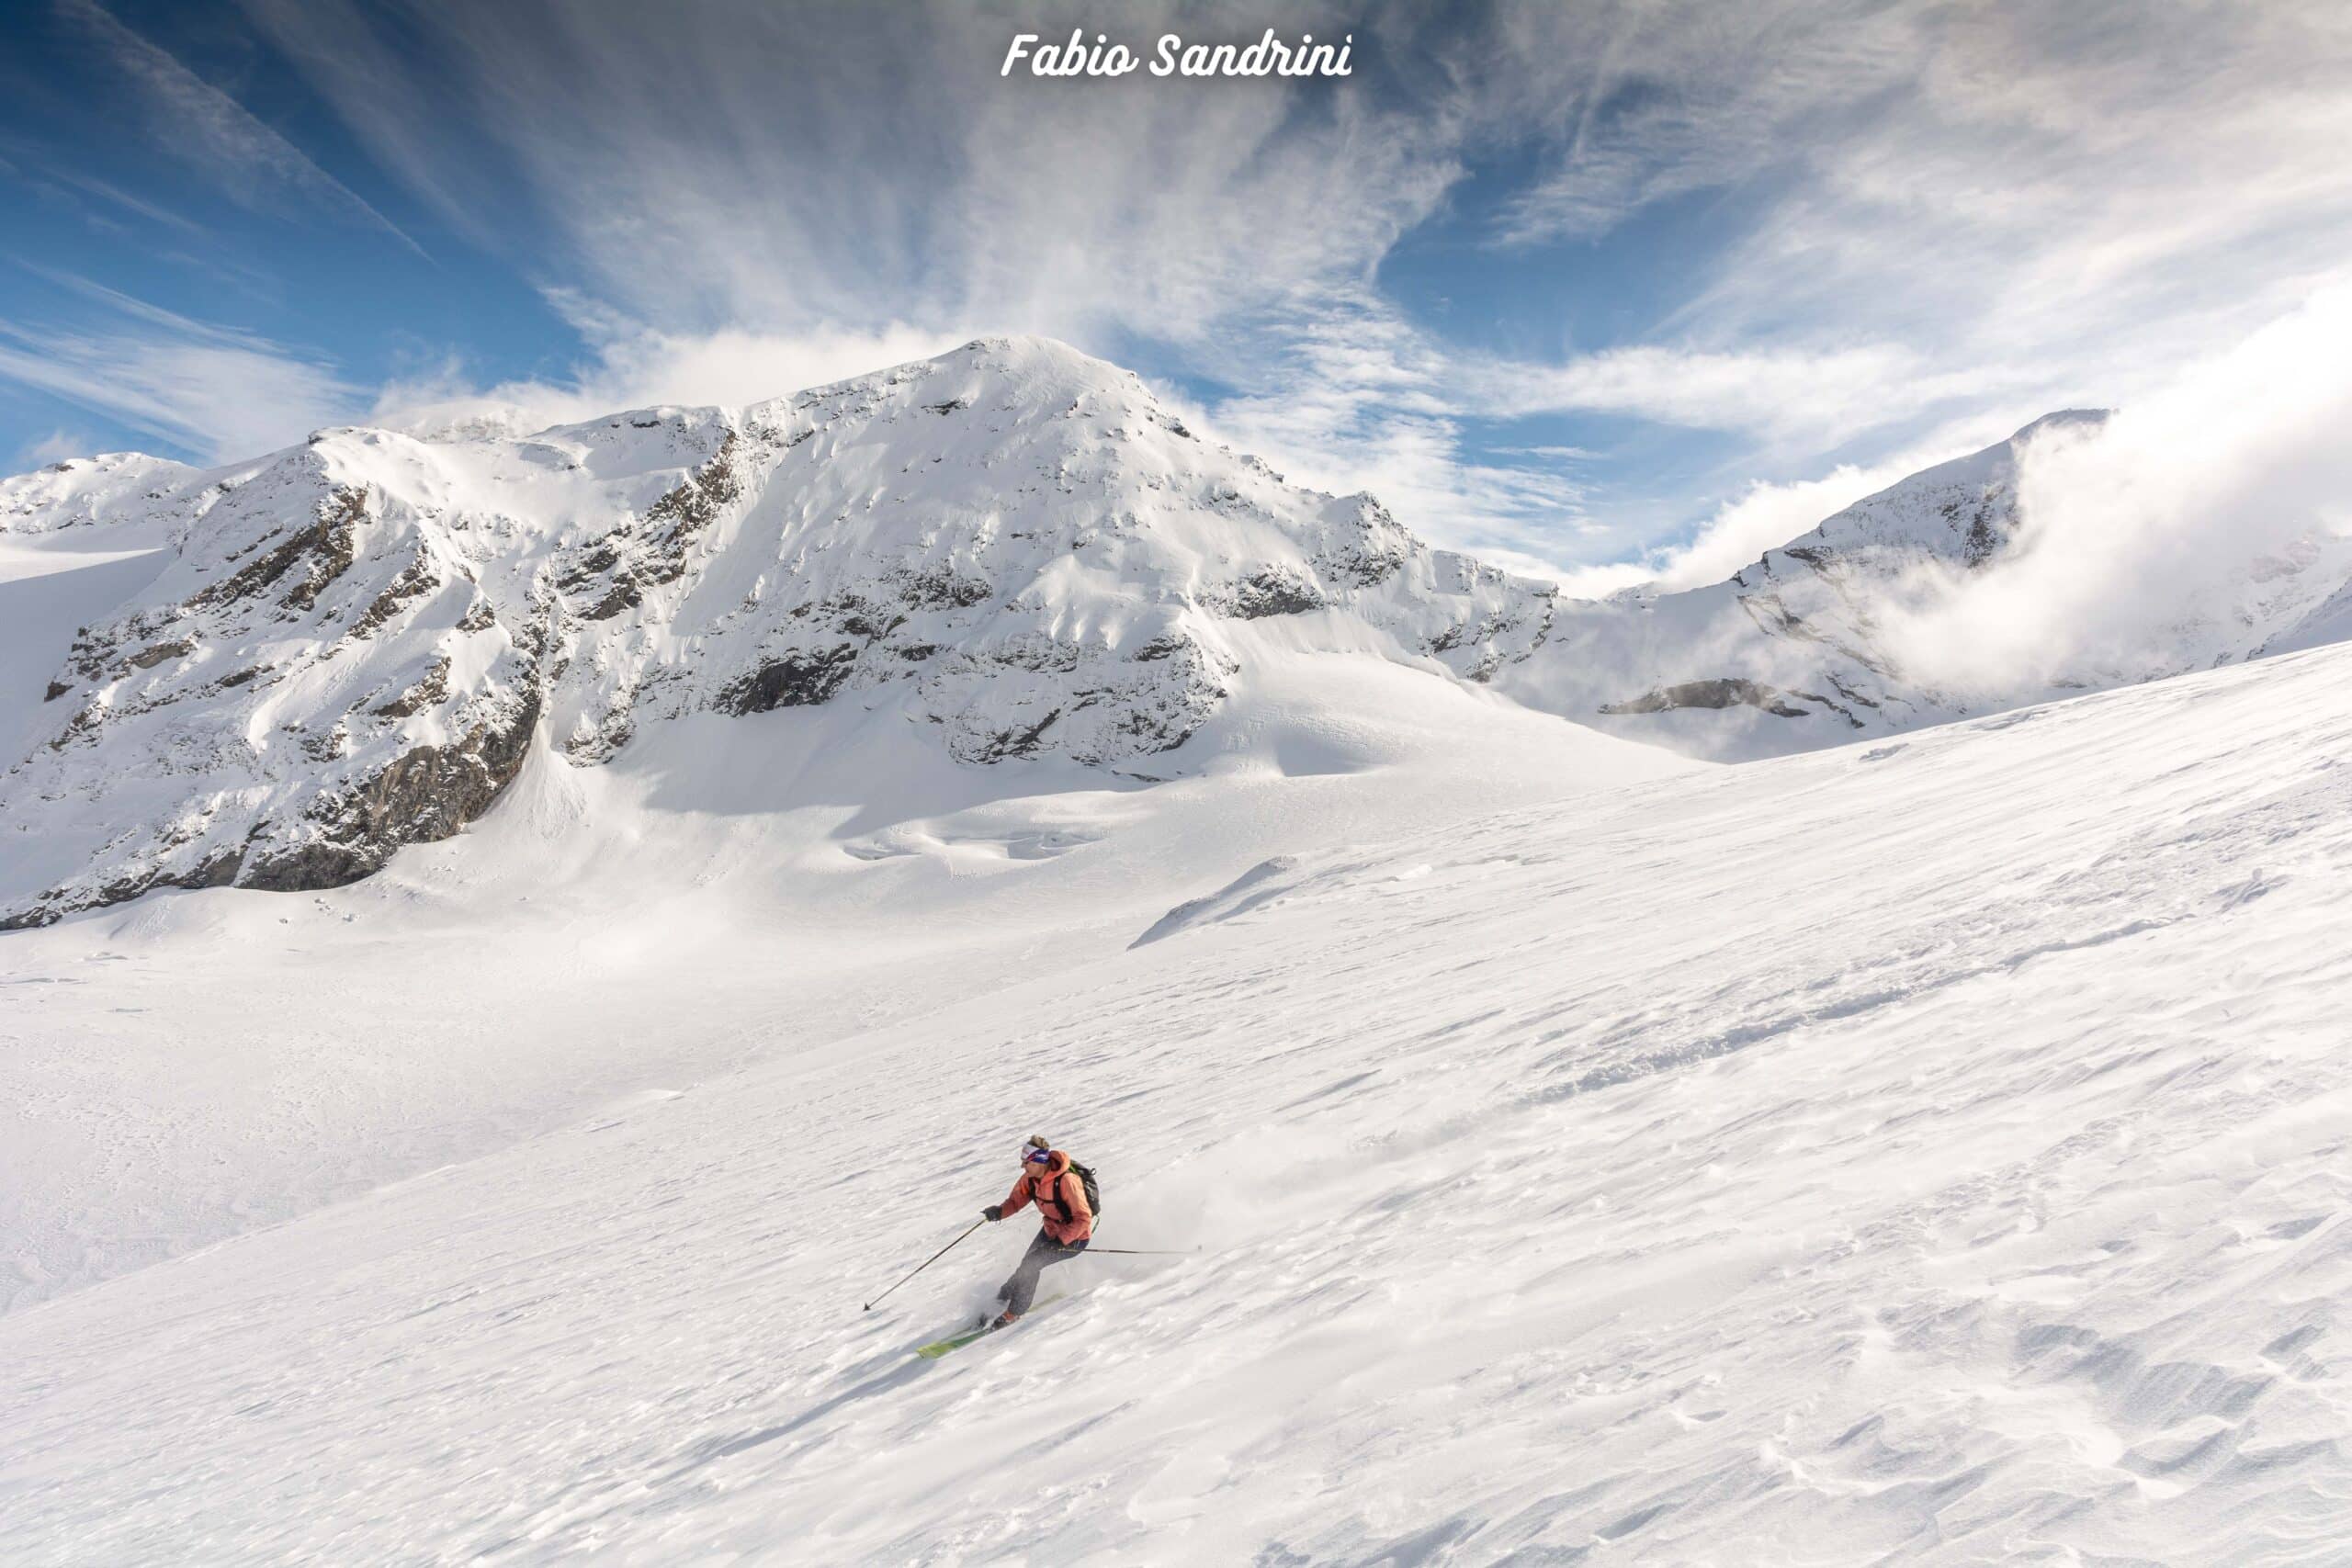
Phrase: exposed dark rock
[
  {"left": 836, "top": 603, "right": 903, "bottom": 638},
  {"left": 48, "top": 702, "right": 106, "bottom": 750},
  {"left": 0, "top": 845, "right": 247, "bottom": 931},
  {"left": 1322, "top": 499, "right": 1412, "bottom": 587},
  {"left": 972, "top": 633, "right": 1082, "bottom": 673},
  {"left": 241, "top": 690, "right": 541, "bottom": 892},
  {"left": 581, "top": 579, "right": 642, "bottom": 621},
  {"left": 193, "top": 488, "right": 366, "bottom": 613},
  {"left": 122, "top": 637, "right": 195, "bottom": 671},
  {"left": 43, "top": 681, "right": 71, "bottom": 702},
  {"left": 560, "top": 536, "right": 629, "bottom": 588},
  {"left": 558, "top": 434, "right": 742, "bottom": 615},
  {"left": 562, "top": 705, "right": 635, "bottom": 762},
  {"left": 1426, "top": 595, "right": 1551, "bottom": 679},
  {"left": 1217, "top": 570, "right": 1325, "bottom": 619},
  {"left": 298, "top": 722, "right": 350, "bottom": 762},
  {"left": 899, "top": 565, "right": 993, "bottom": 609},
  {"left": 352, "top": 552, "right": 440, "bottom": 637},
  {"left": 1825, "top": 673, "right": 1881, "bottom": 710},
  {"left": 375, "top": 656, "right": 452, "bottom": 718},
  {"left": 1600, "top": 679, "right": 1818, "bottom": 719},
  {"left": 1961, "top": 493, "right": 2010, "bottom": 567},
  {"left": 967, "top": 706, "right": 1063, "bottom": 763},
  {"left": 639, "top": 432, "right": 741, "bottom": 584},
  {"left": 718, "top": 646, "right": 858, "bottom": 714}
]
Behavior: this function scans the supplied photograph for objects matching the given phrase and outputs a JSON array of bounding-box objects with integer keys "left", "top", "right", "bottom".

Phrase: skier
[{"left": 981, "top": 1134, "right": 1092, "bottom": 1326}]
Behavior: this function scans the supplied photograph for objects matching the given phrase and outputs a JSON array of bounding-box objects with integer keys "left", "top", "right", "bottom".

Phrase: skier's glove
[{"left": 983, "top": 1205, "right": 1003, "bottom": 1222}]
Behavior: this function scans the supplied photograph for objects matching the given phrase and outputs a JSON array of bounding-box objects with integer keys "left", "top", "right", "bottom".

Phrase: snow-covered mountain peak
[
  {"left": 1732, "top": 409, "right": 2110, "bottom": 582},
  {"left": 12, "top": 334, "right": 2352, "bottom": 923},
  {"left": 1498, "top": 403, "right": 2352, "bottom": 760},
  {"left": 1, "top": 450, "right": 207, "bottom": 536},
  {"left": 0, "top": 337, "right": 1561, "bottom": 929}
]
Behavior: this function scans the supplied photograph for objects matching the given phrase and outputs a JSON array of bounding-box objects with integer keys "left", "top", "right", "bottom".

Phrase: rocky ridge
[
  {"left": 0, "top": 337, "right": 1552, "bottom": 927},
  {"left": 12, "top": 340, "right": 2352, "bottom": 921}
]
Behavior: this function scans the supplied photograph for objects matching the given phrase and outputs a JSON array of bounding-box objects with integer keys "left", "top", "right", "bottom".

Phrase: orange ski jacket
[{"left": 1000, "top": 1151, "right": 1093, "bottom": 1245}]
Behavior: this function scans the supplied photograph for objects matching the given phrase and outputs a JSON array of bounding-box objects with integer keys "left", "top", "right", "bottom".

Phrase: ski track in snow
[{"left": 4, "top": 646, "right": 2352, "bottom": 1562}]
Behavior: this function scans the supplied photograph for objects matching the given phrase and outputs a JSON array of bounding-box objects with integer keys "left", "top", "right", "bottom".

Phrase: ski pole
[
  {"left": 864, "top": 1220, "right": 985, "bottom": 1311},
  {"left": 1083, "top": 1247, "right": 1196, "bottom": 1256}
]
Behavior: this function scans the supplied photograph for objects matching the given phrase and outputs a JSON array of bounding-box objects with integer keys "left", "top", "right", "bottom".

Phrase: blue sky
[{"left": 6, "top": 0, "right": 2349, "bottom": 589}]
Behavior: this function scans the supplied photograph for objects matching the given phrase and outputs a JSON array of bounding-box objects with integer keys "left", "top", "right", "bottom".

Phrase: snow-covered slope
[
  {"left": 5, "top": 632, "right": 2347, "bottom": 1564},
  {"left": 1502, "top": 412, "right": 2352, "bottom": 760},
  {"left": 0, "top": 452, "right": 203, "bottom": 536},
  {"left": 0, "top": 336, "right": 1563, "bottom": 929},
  {"left": 0, "top": 645, "right": 1682, "bottom": 1312}
]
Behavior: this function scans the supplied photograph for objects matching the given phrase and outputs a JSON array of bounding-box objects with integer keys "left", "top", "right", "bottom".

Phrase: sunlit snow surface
[{"left": 5, "top": 635, "right": 2350, "bottom": 1562}]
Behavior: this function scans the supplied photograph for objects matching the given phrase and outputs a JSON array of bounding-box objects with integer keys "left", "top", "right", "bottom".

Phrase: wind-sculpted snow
[
  {"left": 3, "top": 638, "right": 2347, "bottom": 1562},
  {"left": 0, "top": 337, "right": 1557, "bottom": 926}
]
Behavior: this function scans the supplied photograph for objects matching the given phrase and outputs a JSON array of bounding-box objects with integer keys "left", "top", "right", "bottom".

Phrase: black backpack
[{"left": 1068, "top": 1159, "right": 1102, "bottom": 1219}]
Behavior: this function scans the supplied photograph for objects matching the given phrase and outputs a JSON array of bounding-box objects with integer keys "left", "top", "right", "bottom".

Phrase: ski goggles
[{"left": 1023, "top": 1145, "right": 1054, "bottom": 1165}]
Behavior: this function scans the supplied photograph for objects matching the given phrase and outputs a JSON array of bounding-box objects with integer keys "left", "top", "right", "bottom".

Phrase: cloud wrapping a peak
[{"left": 1877, "top": 283, "right": 2352, "bottom": 694}]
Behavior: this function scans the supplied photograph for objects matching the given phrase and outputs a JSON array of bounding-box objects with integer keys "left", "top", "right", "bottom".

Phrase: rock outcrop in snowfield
[
  {"left": 0, "top": 337, "right": 1553, "bottom": 929},
  {"left": 13, "top": 337, "right": 2352, "bottom": 923}
]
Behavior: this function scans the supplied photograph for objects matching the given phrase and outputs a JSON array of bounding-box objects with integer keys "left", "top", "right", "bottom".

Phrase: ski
[
  {"left": 914, "top": 1293, "right": 1069, "bottom": 1359},
  {"left": 915, "top": 1324, "right": 994, "bottom": 1359}
]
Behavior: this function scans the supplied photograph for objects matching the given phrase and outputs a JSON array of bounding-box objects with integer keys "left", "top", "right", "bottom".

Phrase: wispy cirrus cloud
[
  {"left": 38, "top": 167, "right": 207, "bottom": 237},
  {"left": 7, "top": 0, "right": 2340, "bottom": 598},
  {"left": 0, "top": 274, "right": 356, "bottom": 461},
  {"left": 216, "top": 1, "right": 2352, "bottom": 566},
  {"left": 54, "top": 0, "right": 425, "bottom": 257},
  {"left": 235, "top": 0, "right": 1441, "bottom": 339}
]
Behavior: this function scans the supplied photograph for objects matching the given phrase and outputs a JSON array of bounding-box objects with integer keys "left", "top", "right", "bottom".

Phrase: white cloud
[
  {"left": 1537, "top": 453, "right": 1940, "bottom": 599},
  {"left": 42, "top": 169, "right": 207, "bottom": 237},
  {"left": 1648, "top": 457, "right": 1933, "bottom": 590},
  {"left": 57, "top": 0, "right": 424, "bottom": 255},
  {"left": 14, "top": 429, "right": 96, "bottom": 469},
  {"left": 1876, "top": 283, "right": 2352, "bottom": 694},
  {"left": 0, "top": 283, "right": 356, "bottom": 461},
  {"left": 1174, "top": 299, "right": 1607, "bottom": 576},
  {"left": 160, "top": 0, "right": 2352, "bottom": 589},
  {"left": 237, "top": 0, "right": 1435, "bottom": 344},
  {"left": 1471, "top": 343, "right": 1939, "bottom": 445},
  {"left": 372, "top": 317, "right": 965, "bottom": 437},
  {"left": 1486, "top": 2, "right": 1935, "bottom": 246}
]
